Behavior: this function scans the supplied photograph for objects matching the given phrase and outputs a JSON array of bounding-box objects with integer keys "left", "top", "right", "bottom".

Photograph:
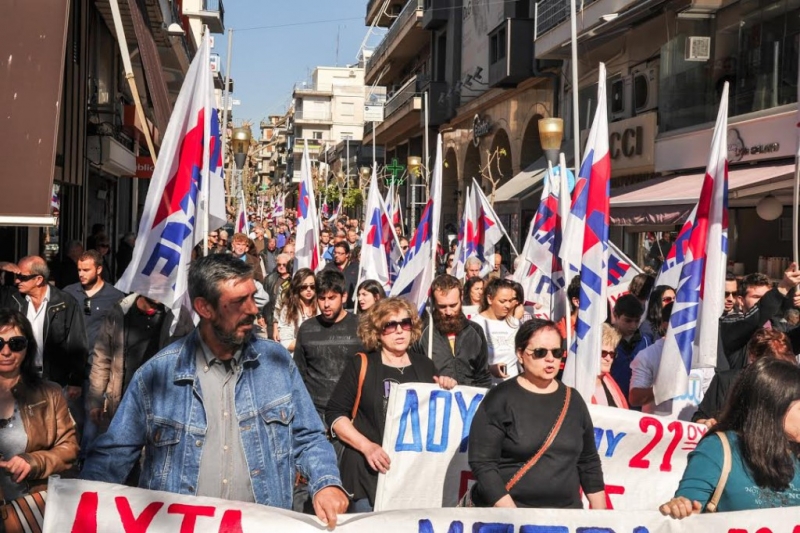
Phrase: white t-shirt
[
  {"left": 630, "top": 338, "right": 714, "bottom": 421},
  {"left": 461, "top": 305, "right": 479, "bottom": 321},
  {"left": 470, "top": 314, "right": 519, "bottom": 384}
]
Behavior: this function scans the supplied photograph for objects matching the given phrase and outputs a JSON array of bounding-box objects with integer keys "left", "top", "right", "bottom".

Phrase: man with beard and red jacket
[{"left": 409, "top": 274, "right": 491, "bottom": 387}]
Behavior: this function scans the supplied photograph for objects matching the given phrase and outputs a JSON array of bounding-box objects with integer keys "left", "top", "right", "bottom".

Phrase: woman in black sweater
[
  {"left": 326, "top": 297, "right": 456, "bottom": 512},
  {"left": 468, "top": 319, "right": 606, "bottom": 509}
]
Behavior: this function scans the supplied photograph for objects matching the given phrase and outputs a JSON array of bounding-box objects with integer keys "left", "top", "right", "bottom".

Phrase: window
[
  {"left": 340, "top": 102, "right": 355, "bottom": 116},
  {"left": 313, "top": 131, "right": 323, "bottom": 140},
  {"left": 490, "top": 26, "right": 507, "bottom": 64}
]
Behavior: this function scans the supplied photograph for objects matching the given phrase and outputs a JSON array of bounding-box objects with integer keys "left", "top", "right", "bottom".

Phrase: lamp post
[
  {"left": 407, "top": 155, "right": 422, "bottom": 230},
  {"left": 232, "top": 126, "right": 252, "bottom": 208},
  {"left": 538, "top": 117, "right": 564, "bottom": 168}
]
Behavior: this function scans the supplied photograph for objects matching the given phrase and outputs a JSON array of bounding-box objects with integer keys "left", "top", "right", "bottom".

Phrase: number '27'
[{"left": 628, "top": 416, "right": 683, "bottom": 472}]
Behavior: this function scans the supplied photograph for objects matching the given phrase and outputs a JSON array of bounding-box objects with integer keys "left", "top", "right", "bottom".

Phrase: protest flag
[
  {"left": 654, "top": 83, "right": 729, "bottom": 405},
  {"left": 295, "top": 143, "right": 321, "bottom": 271},
  {"left": 450, "top": 185, "right": 474, "bottom": 279},
  {"left": 471, "top": 181, "right": 509, "bottom": 276},
  {"left": 235, "top": 189, "right": 247, "bottom": 234},
  {"left": 358, "top": 166, "right": 391, "bottom": 288},
  {"left": 562, "top": 63, "right": 611, "bottom": 402},
  {"left": 390, "top": 135, "right": 443, "bottom": 313},
  {"left": 116, "top": 33, "right": 224, "bottom": 329}
]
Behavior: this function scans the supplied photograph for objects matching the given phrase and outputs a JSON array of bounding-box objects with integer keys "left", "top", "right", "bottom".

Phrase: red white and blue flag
[
  {"left": 235, "top": 189, "right": 247, "bottom": 234},
  {"left": 607, "top": 240, "right": 642, "bottom": 304},
  {"left": 295, "top": 143, "right": 321, "bottom": 271},
  {"left": 271, "top": 193, "right": 286, "bottom": 220},
  {"left": 117, "top": 33, "right": 224, "bottom": 328},
  {"left": 358, "top": 166, "right": 390, "bottom": 289},
  {"left": 562, "top": 63, "right": 612, "bottom": 402},
  {"left": 450, "top": 185, "right": 475, "bottom": 279},
  {"left": 472, "top": 180, "right": 505, "bottom": 277},
  {"left": 380, "top": 190, "right": 404, "bottom": 285},
  {"left": 390, "top": 135, "right": 443, "bottom": 313},
  {"left": 654, "top": 83, "right": 729, "bottom": 405}
]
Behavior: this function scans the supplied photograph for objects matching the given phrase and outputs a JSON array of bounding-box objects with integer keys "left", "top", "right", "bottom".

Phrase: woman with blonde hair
[
  {"left": 326, "top": 297, "right": 456, "bottom": 512},
  {"left": 593, "top": 324, "right": 628, "bottom": 408}
]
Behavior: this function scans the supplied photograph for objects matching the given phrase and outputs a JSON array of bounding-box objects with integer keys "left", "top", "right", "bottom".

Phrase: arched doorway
[
  {"left": 489, "top": 128, "right": 513, "bottom": 189},
  {"left": 519, "top": 114, "right": 544, "bottom": 170},
  {"left": 442, "top": 147, "right": 460, "bottom": 242},
  {"left": 462, "top": 142, "right": 482, "bottom": 187}
]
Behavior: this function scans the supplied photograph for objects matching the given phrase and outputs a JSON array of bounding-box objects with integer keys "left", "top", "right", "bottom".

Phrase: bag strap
[
  {"left": 705, "top": 431, "right": 732, "bottom": 513},
  {"left": 505, "top": 386, "right": 572, "bottom": 492},
  {"left": 351, "top": 353, "right": 368, "bottom": 421}
]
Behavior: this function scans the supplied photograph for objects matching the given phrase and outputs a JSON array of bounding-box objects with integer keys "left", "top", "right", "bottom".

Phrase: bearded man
[
  {"left": 81, "top": 254, "right": 348, "bottom": 526},
  {"left": 409, "top": 274, "right": 491, "bottom": 387}
]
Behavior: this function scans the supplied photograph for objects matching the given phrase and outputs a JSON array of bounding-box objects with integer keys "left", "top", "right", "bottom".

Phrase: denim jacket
[{"left": 80, "top": 329, "right": 343, "bottom": 508}]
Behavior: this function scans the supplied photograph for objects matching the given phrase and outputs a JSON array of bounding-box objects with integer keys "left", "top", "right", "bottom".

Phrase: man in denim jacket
[{"left": 81, "top": 254, "right": 349, "bottom": 526}]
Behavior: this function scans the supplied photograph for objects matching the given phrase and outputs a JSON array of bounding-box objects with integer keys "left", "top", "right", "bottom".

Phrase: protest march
[{"left": 5, "top": 2, "right": 800, "bottom": 532}]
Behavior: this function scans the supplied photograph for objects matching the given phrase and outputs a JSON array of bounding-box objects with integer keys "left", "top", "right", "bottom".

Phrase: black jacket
[
  {"left": 719, "top": 287, "right": 785, "bottom": 370},
  {"left": 0, "top": 286, "right": 88, "bottom": 387},
  {"left": 409, "top": 319, "right": 492, "bottom": 388},
  {"left": 692, "top": 368, "right": 741, "bottom": 423}
]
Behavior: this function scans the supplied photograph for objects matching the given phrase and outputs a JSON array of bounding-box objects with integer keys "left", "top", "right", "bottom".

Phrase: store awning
[
  {"left": 0, "top": 0, "right": 71, "bottom": 226},
  {"left": 493, "top": 145, "right": 575, "bottom": 203},
  {"left": 610, "top": 162, "right": 796, "bottom": 226}
]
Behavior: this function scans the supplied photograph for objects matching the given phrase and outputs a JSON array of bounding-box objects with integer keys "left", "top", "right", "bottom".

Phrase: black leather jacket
[
  {"left": 1, "top": 286, "right": 88, "bottom": 386},
  {"left": 409, "top": 318, "right": 492, "bottom": 388}
]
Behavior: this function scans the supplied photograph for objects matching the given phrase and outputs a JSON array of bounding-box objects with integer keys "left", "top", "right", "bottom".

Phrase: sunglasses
[
  {"left": 601, "top": 350, "right": 616, "bottom": 359},
  {"left": 661, "top": 296, "right": 674, "bottom": 304},
  {"left": 382, "top": 317, "right": 413, "bottom": 335},
  {"left": 0, "top": 336, "right": 28, "bottom": 352},
  {"left": 724, "top": 291, "right": 736, "bottom": 297},
  {"left": 300, "top": 283, "right": 316, "bottom": 291},
  {"left": 277, "top": 263, "right": 288, "bottom": 268},
  {"left": 14, "top": 273, "right": 39, "bottom": 282},
  {"left": 523, "top": 347, "right": 565, "bottom": 359}
]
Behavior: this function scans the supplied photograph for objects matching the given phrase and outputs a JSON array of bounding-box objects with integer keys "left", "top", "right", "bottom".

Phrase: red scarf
[{"left": 592, "top": 374, "right": 629, "bottom": 409}]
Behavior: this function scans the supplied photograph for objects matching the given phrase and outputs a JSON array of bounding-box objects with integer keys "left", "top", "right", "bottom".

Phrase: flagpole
[
  {"left": 793, "top": 161, "right": 799, "bottom": 264},
  {"left": 569, "top": 0, "right": 581, "bottom": 179},
  {"left": 216, "top": 27, "right": 234, "bottom": 256},
  {"left": 471, "top": 178, "right": 520, "bottom": 257},
  {"left": 558, "top": 152, "right": 573, "bottom": 382}
]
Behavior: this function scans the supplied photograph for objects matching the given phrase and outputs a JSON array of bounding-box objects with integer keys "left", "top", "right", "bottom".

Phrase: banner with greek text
[
  {"left": 374, "top": 383, "right": 709, "bottom": 511},
  {"left": 44, "top": 478, "right": 798, "bottom": 533}
]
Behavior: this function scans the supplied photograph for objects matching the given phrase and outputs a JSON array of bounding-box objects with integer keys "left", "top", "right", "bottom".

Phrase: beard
[
  {"left": 211, "top": 315, "right": 257, "bottom": 348},
  {"left": 433, "top": 308, "right": 466, "bottom": 335}
]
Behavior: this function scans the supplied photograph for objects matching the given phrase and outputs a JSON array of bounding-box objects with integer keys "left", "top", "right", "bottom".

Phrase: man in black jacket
[
  {"left": 322, "top": 241, "right": 359, "bottom": 311},
  {"left": 409, "top": 274, "right": 491, "bottom": 387},
  {"left": 0, "top": 257, "right": 88, "bottom": 394}
]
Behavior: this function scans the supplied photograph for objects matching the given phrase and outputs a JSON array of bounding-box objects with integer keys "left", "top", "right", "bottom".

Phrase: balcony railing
[
  {"left": 188, "top": 0, "right": 225, "bottom": 33},
  {"left": 385, "top": 75, "right": 419, "bottom": 118},
  {"left": 366, "top": 0, "right": 424, "bottom": 73},
  {"left": 535, "top": 0, "right": 598, "bottom": 37}
]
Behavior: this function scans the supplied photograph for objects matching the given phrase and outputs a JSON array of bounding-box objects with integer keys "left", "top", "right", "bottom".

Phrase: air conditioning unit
[
  {"left": 609, "top": 75, "right": 632, "bottom": 121},
  {"left": 686, "top": 36, "right": 711, "bottom": 61},
  {"left": 632, "top": 63, "right": 659, "bottom": 114}
]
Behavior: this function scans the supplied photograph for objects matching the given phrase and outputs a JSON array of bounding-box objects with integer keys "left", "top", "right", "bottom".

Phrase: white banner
[
  {"left": 375, "top": 383, "right": 710, "bottom": 511},
  {"left": 45, "top": 478, "right": 798, "bottom": 533}
]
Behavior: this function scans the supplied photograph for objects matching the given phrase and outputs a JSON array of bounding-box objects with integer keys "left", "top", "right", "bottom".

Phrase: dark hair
[
  {"left": 316, "top": 269, "right": 347, "bottom": 296},
  {"left": 480, "top": 278, "right": 517, "bottom": 312},
  {"left": 613, "top": 293, "right": 644, "bottom": 319},
  {"left": 334, "top": 241, "right": 351, "bottom": 256},
  {"left": 746, "top": 328, "right": 796, "bottom": 363},
  {"left": 713, "top": 358, "right": 800, "bottom": 491},
  {"left": 628, "top": 273, "right": 655, "bottom": 301},
  {"left": 463, "top": 276, "right": 485, "bottom": 305},
  {"left": 740, "top": 272, "right": 772, "bottom": 297},
  {"left": 567, "top": 274, "right": 581, "bottom": 306},
  {"left": 514, "top": 319, "right": 561, "bottom": 353},
  {"left": 320, "top": 229, "right": 330, "bottom": 237},
  {"left": 188, "top": 254, "right": 254, "bottom": 307},
  {"left": 644, "top": 285, "right": 675, "bottom": 335},
  {"left": 509, "top": 281, "right": 525, "bottom": 306},
  {"left": 431, "top": 274, "right": 462, "bottom": 299},
  {"left": 281, "top": 268, "right": 316, "bottom": 327},
  {"left": 357, "top": 279, "right": 386, "bottom": 308},
  {"left": 725, "top": 271, "right": 736, "bottom": 282},
  {"left": 660, "top": 301, "right": 674, "bottom": 333},
  {"left": 0, "top": 309, "right": 41, "bottom": 387},
  {"left": 78, "top": 250, "right": 103, "bottom": 268}
]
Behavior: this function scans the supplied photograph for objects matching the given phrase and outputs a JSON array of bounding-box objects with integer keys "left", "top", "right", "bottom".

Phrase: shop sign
[
  {"left": 472, "top": 114, "right": 492, "bottom": 146},
  {"left": 136, "top": 156, "right": 154, "bottom": 179},
  {"left": 582, "top": 112, "right": 656, "bottom": 176},
  {"left": 727, "top": 128, "right": 780, "bottom": 162}
]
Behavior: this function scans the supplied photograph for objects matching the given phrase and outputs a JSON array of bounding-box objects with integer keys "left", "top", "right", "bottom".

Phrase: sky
[{"left": 215, "top": 0, "right": 383, "bottom": 138}]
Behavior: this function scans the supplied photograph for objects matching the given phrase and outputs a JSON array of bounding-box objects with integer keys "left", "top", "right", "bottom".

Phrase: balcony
[
  {"left": 294, "top": 110, "right": 333, "bottom": 124},
  {"left": 364, "top": 75, "right": 423, "bottom": 147},
  {"left": 292, "top": 138, "right": 325, "bottom": 156},
  {"left": 183, "top": 0, "right": 225, "bottom": 34},
  {"left": 366, "top": 0, "right": 407, "bottom": 27},
  {"left": 488, "top": 19, "right": 533, "bottom": 88},
  {"left": 422, "top": 0, "right": 448, "bottom": 29},
  {"left": 365, "top": 0, "right": 427, "bottom": 85},
  {"left": 417, "top": 76, "right": 450, "bottom": 126}
]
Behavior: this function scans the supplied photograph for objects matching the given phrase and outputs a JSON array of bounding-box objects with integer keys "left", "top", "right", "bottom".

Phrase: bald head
[{"left": 16, "top": 256, "right": 49, "bottom": 295}]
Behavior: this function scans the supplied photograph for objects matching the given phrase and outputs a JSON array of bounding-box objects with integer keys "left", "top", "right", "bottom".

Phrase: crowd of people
[{"left": 0, "top": 207, "right": 799, "bottom": 527}]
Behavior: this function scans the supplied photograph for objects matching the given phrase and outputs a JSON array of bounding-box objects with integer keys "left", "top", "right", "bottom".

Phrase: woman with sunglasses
[
  {"left": 468, "top": 319, "right": 606, "bottom": 509},
  {"left": 325, "top": 297, "right": 457, "bottom": 512},
  {"left": 638, "top": 285, "right": 676, "bottom": 345},
  {"left": 0, "top": 309, "right": 78, "bottom": 500},
  {"left": 593, "top": 324, "right": 628, "bottom": 409},
  {"left": 275, "top": 268, "right": 318, "bottom": 354}
]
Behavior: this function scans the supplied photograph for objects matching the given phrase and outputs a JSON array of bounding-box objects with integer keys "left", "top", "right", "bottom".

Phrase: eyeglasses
[
  {"left": 84, "top": 298, "right": 92, "bottom": 316},
  {"left": 277, "top": 263, "right": 288, "bottom": 268},
  {"left": 601, "top": 350, "right": 616, "bottom": 359},
  {"left": 523, "top": 347, "right": 565, "bottom": 359},
  {"left": 300, "top": 283, "right": 315, "bottom": 291},
  {"left": 724, "top": 291, "right": 736, "bottom": 297},
  {"left": 14, "top": 273, "right": 39, "bottom": 282},
  {"left": 661, "top": 296, "right": 674, "bottom": 304},
  {"left": 382, "top": 318, "right": 413, "bottom": 335},
  {"left": 0, "top": 336, "right": 28, "bottom": 352}
]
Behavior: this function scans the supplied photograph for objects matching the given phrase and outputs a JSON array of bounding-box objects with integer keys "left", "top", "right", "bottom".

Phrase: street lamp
[
  {"left": 538, "top": 117, "right": 564, "bottom": 168},
  {"left": 407, "top": 156, "right": 422, "bottom": 177},
  {"left": 360, "top": 166, "right": 371, "bottom": 182},
  {"left": 232, "top": 127, "right": 252, "bottom": 170},
  {"left": 407, "top": 155, "right": 423, "bottom": 229}
]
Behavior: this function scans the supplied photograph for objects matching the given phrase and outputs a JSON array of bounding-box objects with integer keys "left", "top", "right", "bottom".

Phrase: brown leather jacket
[{"left": 13, "top": 380, "right": 79, "bottom": 495}]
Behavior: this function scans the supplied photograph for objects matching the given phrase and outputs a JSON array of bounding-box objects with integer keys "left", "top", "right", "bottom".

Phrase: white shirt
[
  {"left": 470, "top": 314, "right": 519, "bottom": 384},
  {"left": 26, "top": 285, "right": 50, "bottom": 369}
]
